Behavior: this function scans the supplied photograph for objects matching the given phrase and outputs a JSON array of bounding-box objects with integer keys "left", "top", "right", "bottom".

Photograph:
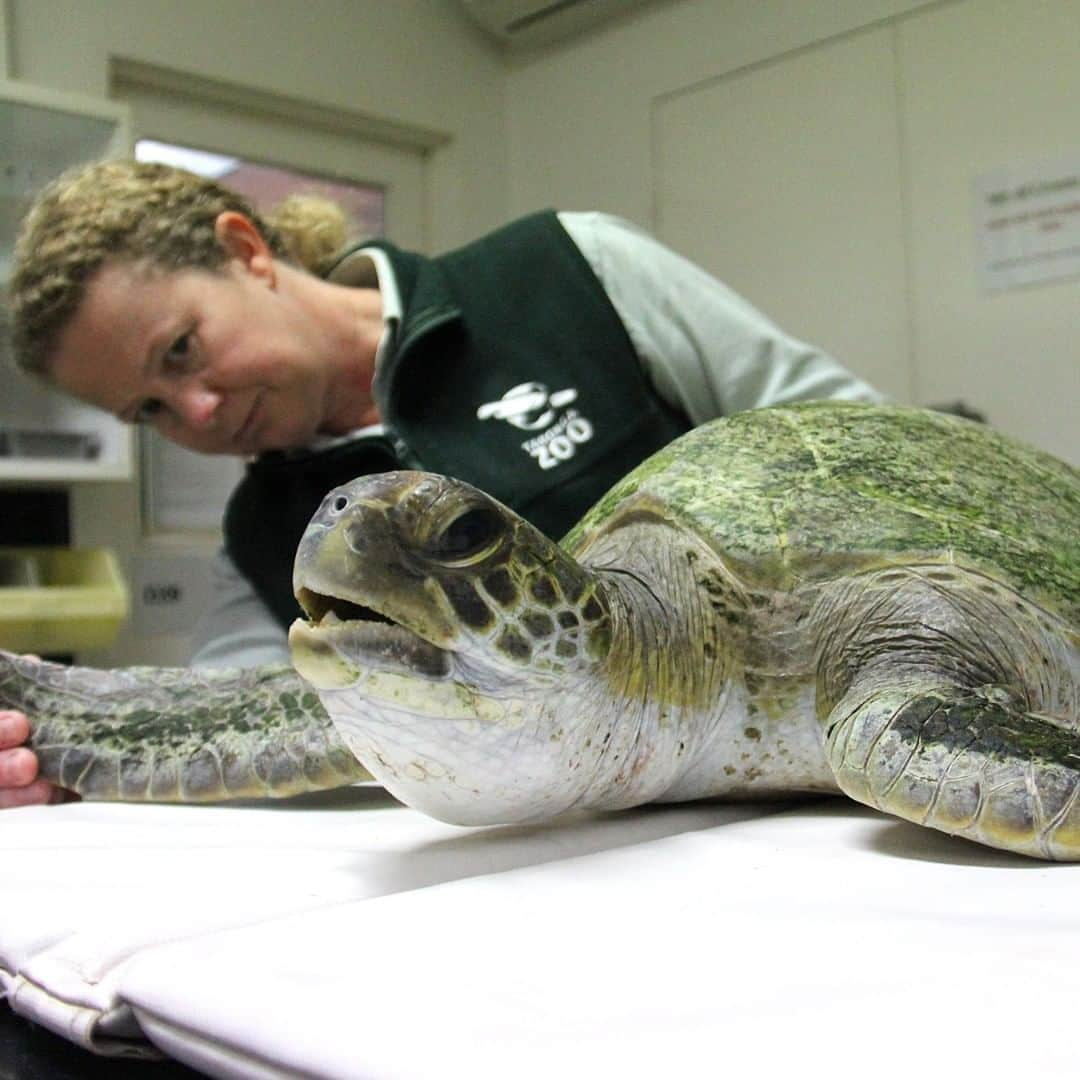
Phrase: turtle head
[{"left": 289, "top": 471, "right": 612, "bottom": 823}]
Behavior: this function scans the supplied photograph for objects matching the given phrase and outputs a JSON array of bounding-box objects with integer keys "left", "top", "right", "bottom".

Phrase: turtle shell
[{"left": 567, "top": 403, "right": 1079, "bottom": 621}]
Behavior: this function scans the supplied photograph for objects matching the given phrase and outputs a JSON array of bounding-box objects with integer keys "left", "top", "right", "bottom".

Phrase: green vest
[{"left": 224, "top": 211, "right": 689, "bottom": 629}]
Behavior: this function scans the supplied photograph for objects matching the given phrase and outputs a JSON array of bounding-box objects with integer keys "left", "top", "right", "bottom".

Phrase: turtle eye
[{"left": 429, "top": 507, "right": 503, "bottom": 562}]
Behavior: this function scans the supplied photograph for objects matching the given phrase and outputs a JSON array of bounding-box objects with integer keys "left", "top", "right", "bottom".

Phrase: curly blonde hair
[{"left": 7, "top": 159, "right": 350, "bottom": 374}]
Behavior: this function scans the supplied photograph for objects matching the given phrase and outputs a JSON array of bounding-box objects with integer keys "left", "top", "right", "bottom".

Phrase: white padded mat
[
  {"left": 2, "top": 791, "right": 1078, "bottom": 1077},
  {"left": 0, "top": 785, "right": 765, "bottom": 1060}
]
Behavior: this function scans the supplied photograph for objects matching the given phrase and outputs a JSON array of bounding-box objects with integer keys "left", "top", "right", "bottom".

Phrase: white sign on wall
[{"left": 974, "top": 154, "right": 1080, "bottom": 291}]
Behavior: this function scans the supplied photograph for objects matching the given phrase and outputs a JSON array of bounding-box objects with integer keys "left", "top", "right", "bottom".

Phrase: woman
[{"left": 0, "top": 160, "right": 885, "bottom": 807}]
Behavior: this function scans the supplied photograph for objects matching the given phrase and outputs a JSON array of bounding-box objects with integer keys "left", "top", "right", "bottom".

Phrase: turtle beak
[
  {"left": 288, "top": 617, "right": 361, "bottom": 689},
  {"left": 294, "top": 585, "right": 391, "bottom": 628}
]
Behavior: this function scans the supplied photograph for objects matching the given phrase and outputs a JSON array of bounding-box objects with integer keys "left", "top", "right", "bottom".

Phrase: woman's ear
[{"left": 214, "top": 211, "right": 276, "bottom": 283}]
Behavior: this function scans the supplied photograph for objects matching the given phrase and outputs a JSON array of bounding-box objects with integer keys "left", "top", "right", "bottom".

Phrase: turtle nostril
[{"left": 331, "top": 495, "right": 349, "bottom": 514}]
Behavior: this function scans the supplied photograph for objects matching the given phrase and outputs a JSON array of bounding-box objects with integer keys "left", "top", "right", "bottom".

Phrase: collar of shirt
[
  {"left": 306, "top": 244, "right": 402, "bottom": 451},
  {"left": 357, "top": 244, "right": 403, "bottom": 362}
]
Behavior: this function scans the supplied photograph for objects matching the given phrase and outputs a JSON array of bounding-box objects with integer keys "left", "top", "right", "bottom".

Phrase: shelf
[
  {"left": 0, "top": 546, "right": 130, "bottom": 653},
  {"left": 0, "top": 455, "right": 134, "bottom": 485},
  {"left": 0, "top": 363, "right": 134, "bottom": 482}
]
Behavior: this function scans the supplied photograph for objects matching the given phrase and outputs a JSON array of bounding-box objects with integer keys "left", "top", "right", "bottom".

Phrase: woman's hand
[{"left": 0, "top": 710, "right": 76, "bottom": 807}]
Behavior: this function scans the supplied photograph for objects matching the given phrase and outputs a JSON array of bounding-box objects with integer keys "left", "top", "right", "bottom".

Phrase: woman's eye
[{"left": 163, "top": 333, "right": 193, "bottom": 371}]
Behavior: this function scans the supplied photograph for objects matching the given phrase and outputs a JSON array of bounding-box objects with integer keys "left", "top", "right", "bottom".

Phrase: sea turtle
[{"left": 3, "top": 403, "right": 1078, "bottom": 860}]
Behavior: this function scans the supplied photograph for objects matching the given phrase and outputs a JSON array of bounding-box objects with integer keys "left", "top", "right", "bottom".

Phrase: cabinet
[{"left": 0, "top": 79, "right": 132, "bottom": 482}]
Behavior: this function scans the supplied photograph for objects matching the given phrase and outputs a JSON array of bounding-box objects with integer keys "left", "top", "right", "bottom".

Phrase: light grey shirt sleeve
[
  {"left": 557, "top": 211, "right": 886, "bottom": 424},
  {"left": 189, "top": 549, "right": 290, "bottom": 669}
]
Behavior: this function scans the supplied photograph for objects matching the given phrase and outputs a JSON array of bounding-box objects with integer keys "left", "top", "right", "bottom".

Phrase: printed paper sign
[{"left": 974, "top": 154, "right": 1080, "bottom": 291}]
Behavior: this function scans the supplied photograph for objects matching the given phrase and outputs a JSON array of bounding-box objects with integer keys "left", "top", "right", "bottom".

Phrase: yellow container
[{"left": 0, "top": 547, "right": 129, "bottom": 653}]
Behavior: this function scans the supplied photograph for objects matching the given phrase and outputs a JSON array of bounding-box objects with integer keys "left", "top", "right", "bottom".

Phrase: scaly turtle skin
[
  {"left": 0, "top": 659, "right": 371, "bottom": 799},
  {"left": 3, "top": 403, "right": 1077, "bottom": 859}
]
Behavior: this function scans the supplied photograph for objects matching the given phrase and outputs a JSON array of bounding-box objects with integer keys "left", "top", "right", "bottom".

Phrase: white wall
[
  {"left": 898, "top": 0, "right": 1080, "bottom": 463},
  {"left": 506, "top": 0, "right": 1080, "bottom": 465},
  {"left": 505, "top": 0, "right": 931, "bottom": 224},
  {"left": 653, "top": 22, "right": 913, "bottom": 401}
]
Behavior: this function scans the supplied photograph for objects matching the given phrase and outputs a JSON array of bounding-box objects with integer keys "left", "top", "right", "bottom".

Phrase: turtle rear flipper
[{"left": 824, "top": 682, "right": 1080, "bottom": 860}]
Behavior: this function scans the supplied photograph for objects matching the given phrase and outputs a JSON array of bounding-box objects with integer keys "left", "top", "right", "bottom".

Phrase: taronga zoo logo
[{"left": 476, "top": 382, "right": 595, "bottom": 470}]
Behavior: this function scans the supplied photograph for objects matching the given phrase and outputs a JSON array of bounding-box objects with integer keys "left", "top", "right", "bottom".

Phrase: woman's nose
[{"left": 177, "top": 386, "right": 224, "bottom": 429}]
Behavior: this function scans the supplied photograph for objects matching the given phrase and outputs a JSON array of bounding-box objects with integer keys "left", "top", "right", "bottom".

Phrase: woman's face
[{"left": 48, "top": 216, "right": 371, "bottom": 455}]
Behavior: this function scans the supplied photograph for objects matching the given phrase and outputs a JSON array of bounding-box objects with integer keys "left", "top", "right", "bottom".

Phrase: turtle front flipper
[
  {"left": 813, "top": 564, "right": 1080, "bottom": 860},
  {"left": 822, "top": 681, "right": 1080, "bottom": 859},
  {"left": 0, "top": 650, "right": 371, "bottom": 802}
]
